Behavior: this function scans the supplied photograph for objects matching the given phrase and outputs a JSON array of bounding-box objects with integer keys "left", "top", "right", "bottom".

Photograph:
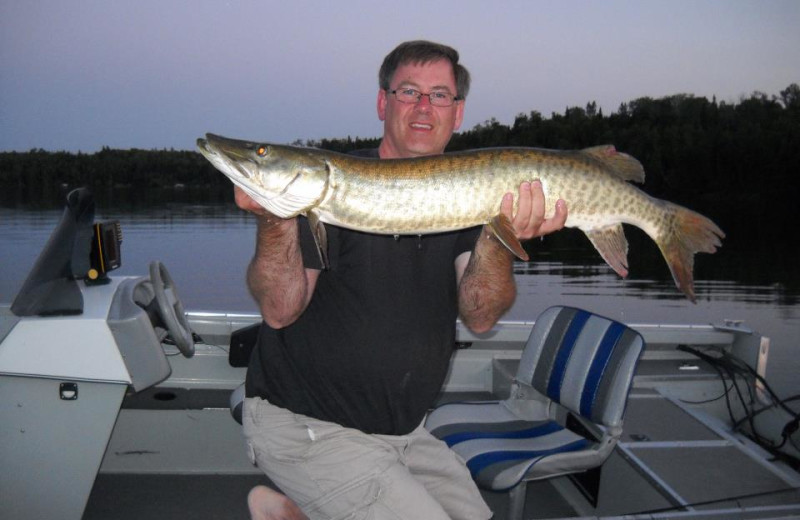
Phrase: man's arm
[
  {"left": 235, "top": 187, "right": 319, "bottom": 329},
  {"left": 456, "top": 181, "right": 567, "bottom": 334}
]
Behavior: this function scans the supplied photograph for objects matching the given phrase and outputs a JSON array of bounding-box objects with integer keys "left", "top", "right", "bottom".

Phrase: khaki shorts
[{"left": 243, "top": 397, "right": 492, "bottom": 520}]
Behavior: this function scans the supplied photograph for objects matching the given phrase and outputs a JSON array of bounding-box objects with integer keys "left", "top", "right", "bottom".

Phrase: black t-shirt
[{"left": 245, "top": 150, "right": 482, "bottom": 435}]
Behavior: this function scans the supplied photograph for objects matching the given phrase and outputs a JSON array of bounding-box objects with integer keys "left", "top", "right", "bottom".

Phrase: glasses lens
[
  {"left": 394, "top": 89, "right": 419, "bottom": 103},
  {"left": 429, "top": 91, "right": 455, "bottom": 107}
]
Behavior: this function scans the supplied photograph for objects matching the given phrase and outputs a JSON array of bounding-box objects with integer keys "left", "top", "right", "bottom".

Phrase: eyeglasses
[{"left": 388, "top": 88, "right": 461, "bottom": 107}]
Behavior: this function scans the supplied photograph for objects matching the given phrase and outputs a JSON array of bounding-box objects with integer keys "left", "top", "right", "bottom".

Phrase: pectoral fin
[
  {"left": 488, "top": 214, "right": 529, "bottom": 261},
  {"left": 307, "top": 211, "right": 329, "bottom": 270},
  {"left": 585, "top": 224, "right": 629, "bottom": 278}
]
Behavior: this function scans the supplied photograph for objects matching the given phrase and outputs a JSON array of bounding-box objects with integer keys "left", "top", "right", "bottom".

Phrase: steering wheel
[{"left": 149, "top": 261, "right": 195, "bottom": 357}]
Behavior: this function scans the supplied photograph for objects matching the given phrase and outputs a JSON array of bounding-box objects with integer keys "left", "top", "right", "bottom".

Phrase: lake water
[{"left": 1, "top": 203, "right": 798, "bottom": 398}]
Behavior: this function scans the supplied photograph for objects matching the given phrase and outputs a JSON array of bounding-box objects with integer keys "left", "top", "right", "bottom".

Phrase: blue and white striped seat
[{"left": 426, "top": 306, "right": 644, "bottom": 518}]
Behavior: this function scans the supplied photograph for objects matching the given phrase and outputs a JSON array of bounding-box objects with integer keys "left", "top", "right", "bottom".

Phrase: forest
[{"left": 2, "top": 84, "right": 798, "bottom": 264}]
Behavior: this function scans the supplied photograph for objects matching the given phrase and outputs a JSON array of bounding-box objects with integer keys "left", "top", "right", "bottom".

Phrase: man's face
[{"left": 377, "top": 59, "right": 465, "bottom": 159}]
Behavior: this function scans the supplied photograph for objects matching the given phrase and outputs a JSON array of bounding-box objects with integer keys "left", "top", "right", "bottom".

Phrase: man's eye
[
  {"left": 431, "top": 92, "right": 449, "bottom": 99},
  {"left": 400, "top": 88, "right": 418, "bottom": 96}
]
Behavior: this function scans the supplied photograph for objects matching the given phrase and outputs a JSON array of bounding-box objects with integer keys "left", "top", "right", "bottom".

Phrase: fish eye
[{"left": 256, "top": 145, "right": 270, "bottom": 157}]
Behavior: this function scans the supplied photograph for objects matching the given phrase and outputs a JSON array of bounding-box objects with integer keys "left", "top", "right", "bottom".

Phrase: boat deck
[
  {"left": 72, "top": 315, "right": 800, "bottom": 519},
  {"left": 83, "top": 387, "right": 800, "bottom": 519}
]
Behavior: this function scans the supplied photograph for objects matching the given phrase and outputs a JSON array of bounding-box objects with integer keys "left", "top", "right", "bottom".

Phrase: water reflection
[
  {"left": 515, "top": 257, "right": 799, "bottom": 306},
  {"left": 0, "top": 185, "right": 235, "bottom": 212}
]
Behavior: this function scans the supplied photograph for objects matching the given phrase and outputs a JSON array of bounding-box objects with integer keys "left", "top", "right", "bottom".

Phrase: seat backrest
[{"left": 515, "top": 306, "right": 644, "bottom": 428}]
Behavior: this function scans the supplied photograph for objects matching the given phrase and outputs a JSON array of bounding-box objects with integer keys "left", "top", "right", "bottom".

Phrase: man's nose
[{"left": 415, "top": 94, "right": 433, "bottom": 110}]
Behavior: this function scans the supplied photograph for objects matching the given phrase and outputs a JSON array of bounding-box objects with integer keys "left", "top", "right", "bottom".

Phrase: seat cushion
[{"left": 426, "top": 401, "right": 593, "bottom": 491}]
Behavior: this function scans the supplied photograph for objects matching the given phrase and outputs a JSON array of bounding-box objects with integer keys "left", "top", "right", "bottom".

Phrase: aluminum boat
[{"left": 2, "top": 189, "right": 798, "bottom": 519}]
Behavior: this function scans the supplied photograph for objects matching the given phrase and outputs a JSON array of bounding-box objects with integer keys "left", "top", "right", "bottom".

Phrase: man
[{"left": 238, "top": 40, "right": 567, "bottom": 520}]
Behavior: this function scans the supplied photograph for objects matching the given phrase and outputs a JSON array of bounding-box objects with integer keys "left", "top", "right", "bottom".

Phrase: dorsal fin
[{"left": 582, "top": 145, "right": 645, "bottom": 183}]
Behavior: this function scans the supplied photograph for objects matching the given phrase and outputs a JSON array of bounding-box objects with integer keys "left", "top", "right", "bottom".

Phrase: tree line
[{"left": 2, "top": 84, "right": 798, "bottom": 258}]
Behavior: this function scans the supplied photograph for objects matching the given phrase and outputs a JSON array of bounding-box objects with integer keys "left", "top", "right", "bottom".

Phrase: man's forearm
[
  {"left": 458, "top": 227, "right": 517, "bottom": 334},
  {"left": 247, "top": 216, "right": 311, "bottom": 329}
]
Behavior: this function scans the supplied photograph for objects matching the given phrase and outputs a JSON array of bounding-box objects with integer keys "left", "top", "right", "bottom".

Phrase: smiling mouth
[{"left": 410, "top": 122, "right": 433, "bottom": 130}]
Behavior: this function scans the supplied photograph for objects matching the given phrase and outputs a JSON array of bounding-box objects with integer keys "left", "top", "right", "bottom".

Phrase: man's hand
[
  {"left": 234, "top": 185, "right": 294, "bottom": 232},
  {"left": 500, "top": 180, "right": 567, "bottom": 240},
  {"left": 248, "top": 485, "right": 308, "bottom": 520},
  {"left": 234, "top": 186, "right": 273, "bottom": 218}
]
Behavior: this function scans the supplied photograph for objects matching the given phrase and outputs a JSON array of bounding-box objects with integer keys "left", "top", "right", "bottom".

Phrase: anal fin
[
  {"left": 488, "top": 214, "right": 529, "bottom": 261},
  {"left": 585, "top": 224, "right": 629, "bottom": 278}
]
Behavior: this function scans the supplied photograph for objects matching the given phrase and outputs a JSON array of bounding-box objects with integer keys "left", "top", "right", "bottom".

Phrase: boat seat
[
  {"left": 230, "top": 383, "right": 246, "bottom": 425},
  {"left": 425, "top": 306, "right": 645, "bottom": 520}
]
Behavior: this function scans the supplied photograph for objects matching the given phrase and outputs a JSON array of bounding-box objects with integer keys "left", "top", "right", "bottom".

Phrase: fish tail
[{"left": 655, "top": 202, "right": 725, "bottom": 303}]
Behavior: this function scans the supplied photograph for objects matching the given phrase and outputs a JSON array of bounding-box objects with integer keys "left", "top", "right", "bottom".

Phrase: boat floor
[
  {"left": 83, "top": 474, "right": 571, "bottom": 520},
  {"left": 82, "top": 387, "right": 800, "bottom": 520}
]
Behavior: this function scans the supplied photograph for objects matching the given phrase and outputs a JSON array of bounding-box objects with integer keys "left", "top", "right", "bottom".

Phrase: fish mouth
[{"left": 198, "top": 133, "right": 259, "bottom": 180}]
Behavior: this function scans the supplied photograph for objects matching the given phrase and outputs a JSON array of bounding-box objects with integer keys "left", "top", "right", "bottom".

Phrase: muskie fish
[{"left": 197, "top": 133, "right": 724, "bottom": 302}]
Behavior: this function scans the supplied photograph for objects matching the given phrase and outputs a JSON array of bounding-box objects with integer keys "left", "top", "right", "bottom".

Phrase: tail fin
[{"left": 656, "top": 203, "right": 725, "bottom": 303}]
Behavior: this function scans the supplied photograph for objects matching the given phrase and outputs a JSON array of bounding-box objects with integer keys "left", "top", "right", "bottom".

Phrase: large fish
[{"left": 197, "top": 133, "right": 723, "bottom": 302}]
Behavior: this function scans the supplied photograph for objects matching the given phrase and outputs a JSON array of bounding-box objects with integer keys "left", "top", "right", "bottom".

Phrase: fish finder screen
[{"left": 90, "top": 221, "right": 122, "bottom": 278}]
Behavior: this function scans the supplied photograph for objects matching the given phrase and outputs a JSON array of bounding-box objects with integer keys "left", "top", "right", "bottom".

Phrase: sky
[{"left": 1, "top": 0, "right": 798, "bottom": 153}]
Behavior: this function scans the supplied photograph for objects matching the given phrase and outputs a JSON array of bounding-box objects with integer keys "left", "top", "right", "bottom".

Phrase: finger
[
  {"left": 233, "top": 186, "right": 251, "bottom": 208},
  {"left": 500, "top": 191, "right": 514, "bottom": 219},
  {"left": 553, "top": 198, "right": 568, "bottom": 226},
  {"left": 234, "top": 186, "right": 268, "bottom": 215},
  {"left": 518, "top": 181, "right": 546, "bottom": 238},
  {"left": 537, "top": 199, "right": 568, "bottom": 236},
  {"left": 513, "top": 181, "right": 533, "bottom": 229},
  {"left": 528, "top": 180, "right": 546, "bottom": 225}
]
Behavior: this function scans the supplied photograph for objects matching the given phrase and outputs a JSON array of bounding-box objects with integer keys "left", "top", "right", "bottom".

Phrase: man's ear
[
  {"left": 453, "top": 100, "right": 465, "bottom": 131},
  {"left": 377, "top": 89, "right": 388, "bottom": 122}
]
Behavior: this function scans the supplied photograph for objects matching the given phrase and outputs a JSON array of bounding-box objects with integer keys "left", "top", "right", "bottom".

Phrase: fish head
[{"left": 197, "top": 133, "right": 329, "bottom": 218}]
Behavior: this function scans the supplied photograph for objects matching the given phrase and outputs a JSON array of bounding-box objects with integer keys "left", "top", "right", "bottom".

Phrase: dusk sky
[{"left": 1, "top": 0, "right": 798, "bottom": 153}]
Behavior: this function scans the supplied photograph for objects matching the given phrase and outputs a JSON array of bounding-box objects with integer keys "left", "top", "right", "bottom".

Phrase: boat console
[{"left": 0, "top": 189, "right": 194, "bottom": 519}]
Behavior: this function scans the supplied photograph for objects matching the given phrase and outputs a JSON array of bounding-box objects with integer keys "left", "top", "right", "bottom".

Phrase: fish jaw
[
  {"left": 197, "top": 134, "right": 330, "bottom": 218},
  {"left": 197, "top": 134, "right": 262, "bottom": 182}
]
